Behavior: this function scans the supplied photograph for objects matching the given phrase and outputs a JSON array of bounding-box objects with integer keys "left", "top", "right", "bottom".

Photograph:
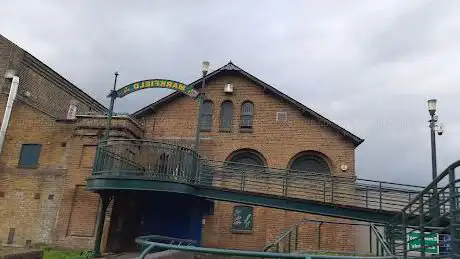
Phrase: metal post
[
  {"left": 369, "top": 225, "right": 373, "bottom": 254},
  {"left": 93, "top": 193, "right": 111, "bottom": 257},
  {"left": 429, "top": 114, "right": 440, "bottom": 225},
  {"left": 288, "top": 232, "right": 291, "bottom": 253},
  {"left": 295, "top": 226, "right": 299, "bottom": 251},
  {"left": 366, "top": 190, "right": 369, "bottom": 208},
  {"left": 323, "top": 180, "right": 326, "bottom": 202},
  {"left": 317, "top": 222, "right": 323, "bottom": 250},
  {"left": 402, "top": 212, "right": 407, "bottom": 258},
  {"left": 420, "top": 196, "right": 426, "bottom": 257},
  {"left": 448, "top": 168, "right": 459, "bottom": 257},
  {"left": 379, "top": 182, "right": 382, "bottom": 210},
  {"left": 104, "top": 72, "right": 119, "bottom": 140},
  {"left": 331, "top": 181, "right": 334, "bottom": 203},
  {"left": 194, "top": 71, "right": 207, "bottom": 153},
  {"left": 429, "top": 114, "right": 438, "bottom": 182}
]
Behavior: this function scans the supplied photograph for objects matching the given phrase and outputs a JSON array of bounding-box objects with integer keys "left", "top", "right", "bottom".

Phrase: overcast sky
[{"left": 1, "top": 0, "right": 459, "bottom": 186}]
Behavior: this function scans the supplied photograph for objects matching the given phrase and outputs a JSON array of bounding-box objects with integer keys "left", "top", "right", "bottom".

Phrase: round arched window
[
  {"left": 230, "top": 153, "right": 263, "bottom": 166},
  {"left": 289, "top": 155, "right": 330, "bottom": 174},
  {"left": 227, "top": 150, "right": 266, "bottom": 171}
]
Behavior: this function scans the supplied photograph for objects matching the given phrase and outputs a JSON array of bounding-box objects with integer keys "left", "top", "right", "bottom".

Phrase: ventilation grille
[{"left": 276, "top": 112, "right": 287, "bottom": 122}]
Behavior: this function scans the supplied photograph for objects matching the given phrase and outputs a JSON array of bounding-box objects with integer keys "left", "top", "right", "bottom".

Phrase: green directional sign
[{"left": 407, "top": 230, "right": 439, "bottom": 254}]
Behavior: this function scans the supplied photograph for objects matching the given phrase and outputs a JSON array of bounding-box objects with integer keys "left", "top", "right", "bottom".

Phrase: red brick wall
[
  {"left": 0, "top": 34, "right": 106, "bottom": 248},
  {"left": 139, "top": 73, "right": 357, "bottom": 251},
  {"left": 0, "top": 100, "right": 71, "bottom": 245}
]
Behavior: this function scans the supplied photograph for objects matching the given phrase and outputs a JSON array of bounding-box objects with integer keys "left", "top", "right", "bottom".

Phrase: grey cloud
[{"left": 1, "top": 0, "right": 459, "bottom": 186}]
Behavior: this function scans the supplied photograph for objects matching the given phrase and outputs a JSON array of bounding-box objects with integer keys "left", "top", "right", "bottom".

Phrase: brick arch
[
  {"left": 287, "top": 150, "right": 333, "bottom": 174},
  {"left": 225, "top": 148, "right": 267, "bottom": 166}
]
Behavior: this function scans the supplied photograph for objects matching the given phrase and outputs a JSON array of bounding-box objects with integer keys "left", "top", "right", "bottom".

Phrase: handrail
[
  {"left": 263, "top": 219, "right": 394, "bottom": 257},
  {"left": 398, "top": 160, "right": 460, "bottom": 214},
  {"left": 370, "top": 223, "right": 393, "bottom": 256},
  {"left": 135, "top": 235, "right": 397, "bottom": 259},
  {"left": 203, "top": 159, "right": 426, "bottom": 190},
  {"left": 98, "top": 138, "right": 198, "bottom": 153},
  {"left": 386, "top": 160, "right": 460, "bottom": 257}
]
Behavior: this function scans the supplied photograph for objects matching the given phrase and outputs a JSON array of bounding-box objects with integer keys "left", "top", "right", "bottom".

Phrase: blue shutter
[{"left": 19, "top": 144, "right": 41, "bottom": 167}]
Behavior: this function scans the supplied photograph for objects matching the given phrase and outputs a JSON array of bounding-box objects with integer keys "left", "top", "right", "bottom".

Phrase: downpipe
[{"left": 0, "top": 75, "right": 19, "bottom": 156}]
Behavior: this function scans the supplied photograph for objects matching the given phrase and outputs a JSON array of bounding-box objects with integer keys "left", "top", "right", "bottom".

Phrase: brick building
[{"left": 0, "top": 34, "right": 366, "bottom": 254}]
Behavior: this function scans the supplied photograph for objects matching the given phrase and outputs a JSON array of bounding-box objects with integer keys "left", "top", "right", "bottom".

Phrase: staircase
[
  {"left": 263, "top": 219, "right": 394, "bottom": 257},
  {"left": 385, "top": 160, "right": 460, "bottom": 258}
]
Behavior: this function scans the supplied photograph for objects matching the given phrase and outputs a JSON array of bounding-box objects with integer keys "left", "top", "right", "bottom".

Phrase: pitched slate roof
[{"left": 133, "top": 61, "right": 364, "bottom": 146}]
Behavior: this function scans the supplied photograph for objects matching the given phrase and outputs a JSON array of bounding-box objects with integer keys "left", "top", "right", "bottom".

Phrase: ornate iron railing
[
  {"left": 92, "top": 139, "right": 428, "bottom": 213},
  {"left": 386, "top": 160, "right": 460, "bottom": 258}
]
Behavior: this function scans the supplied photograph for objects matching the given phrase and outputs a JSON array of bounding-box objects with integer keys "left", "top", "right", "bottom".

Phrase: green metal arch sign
[{"left": 116, "top": 79, "right": 198, "bottom": 98}]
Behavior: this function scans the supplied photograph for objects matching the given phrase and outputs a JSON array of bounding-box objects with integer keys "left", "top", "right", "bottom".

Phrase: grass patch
[{"left": 43, "top": 249, "right": 85, "bottom": 259}]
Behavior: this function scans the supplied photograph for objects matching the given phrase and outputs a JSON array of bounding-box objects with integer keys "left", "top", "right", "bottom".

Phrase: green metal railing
[
  {"left": 199, "top": 159, "right": 425, "bottom": 213},
  {"left": 263, "top": 219, "right": 393, "bottom": 257},
  {"left": 91, "top": 139, "right": 429, "bottom": 214},
  {"left": 386, "top": 160, "right": 460, "bottom": 258},
  {"left": 135, "top": 235, "right": 397, "bottom": 259},
  {"left": 92, "top": 139, "right": 200, "bottom": 182}
]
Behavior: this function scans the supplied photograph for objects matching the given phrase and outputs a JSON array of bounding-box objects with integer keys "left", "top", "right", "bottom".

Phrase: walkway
[{"left": 87, "top": 140, "right": 428, "bottom": 223}]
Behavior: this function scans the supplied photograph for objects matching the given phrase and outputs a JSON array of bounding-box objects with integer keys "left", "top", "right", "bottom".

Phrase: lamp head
[
  {"left": 201, "top": 61, "right": 210, "bottom": 75},
  {"left": 427, "top": 99, "right": 437, "bottom": 116}
]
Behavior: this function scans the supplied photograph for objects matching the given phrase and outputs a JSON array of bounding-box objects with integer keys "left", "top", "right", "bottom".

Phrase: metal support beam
[
  {"left": 429, "top": 114, "right": 440, "bottom": 225},
  {"left": 104, "top": 72, "right": 119, "bottom": 140},
  {"left": 93, "top": 193, "right": 111, "bottom": 257}
]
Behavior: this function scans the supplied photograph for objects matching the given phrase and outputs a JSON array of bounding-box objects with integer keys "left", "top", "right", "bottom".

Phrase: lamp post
[
  {"left": 194, "top": 61, "right": 210, "bottom": 153},
  {"left": 428, "top": 99, "right": 443, "bottom": 224},
  {"left": 427, "top": 99, "right": 439, "bottom": 181}
]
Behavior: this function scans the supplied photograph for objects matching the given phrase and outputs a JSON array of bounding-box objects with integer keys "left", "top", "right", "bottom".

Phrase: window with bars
[
  {"left": 200, "top": 100, "right": 213, "bottom": 131},
  {"left": 220, "top": 101, "right": 233, "bottom": 131},
  {"left": 240, "top": 101, "right": 254, "bottom": 129}
]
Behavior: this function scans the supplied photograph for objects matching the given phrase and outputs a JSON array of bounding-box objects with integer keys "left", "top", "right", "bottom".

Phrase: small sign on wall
[{"left": 232, "top": 205, "right": 253, "bottom": 232}]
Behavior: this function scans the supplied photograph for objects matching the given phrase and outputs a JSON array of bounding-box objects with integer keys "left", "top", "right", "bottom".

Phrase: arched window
[
  {"left": 227, "top": 149, "right": 266, "bottom": 192},
  {"left": 220, "top": 101, "right": 233, "bottom": 130},
  {"left": 228, "top": 149, "right": 266, "bottom": 170},
  {"left": 289, "top": 154, "right": 330, "bottom": 174},
  {"left": 200, "top": 100, "right": 213, "bottom": 131},
  {"left": 230, "top": 153, "right": 264, "bottom": 166},
  {"left": 240, "top": 101, "right": 254, "bottom": 129}
]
